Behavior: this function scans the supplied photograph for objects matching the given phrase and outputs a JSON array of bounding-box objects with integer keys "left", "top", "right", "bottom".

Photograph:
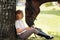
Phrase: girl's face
[{"left": 16, "top": 13, "right": 23, "bottom": 20}]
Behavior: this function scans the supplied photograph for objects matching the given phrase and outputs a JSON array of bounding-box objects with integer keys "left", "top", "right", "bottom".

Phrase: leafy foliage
[{"left": 44, "top": 2, "right": 53, "bottom": 7}]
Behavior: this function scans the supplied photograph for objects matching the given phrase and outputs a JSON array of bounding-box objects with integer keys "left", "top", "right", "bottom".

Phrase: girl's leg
[
  {"left": 18, "top": 28, "right": 38, "bottom": 40},
  {"left": 18, "top": 28, "right": 53, "bottom": 40}
]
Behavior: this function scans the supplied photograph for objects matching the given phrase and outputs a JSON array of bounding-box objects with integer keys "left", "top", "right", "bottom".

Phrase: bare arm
[
  {"left": 16, "top": 28, "right": 25, "bottom": 33},
  {"left": 16, "top": 27, "right": 31, "bottom": 33}
]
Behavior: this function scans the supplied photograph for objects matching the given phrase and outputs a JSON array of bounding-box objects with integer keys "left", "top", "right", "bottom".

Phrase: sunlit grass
[
  {"left": 33, "top": 10, "right": 60, "bottom": 40},
  {"left": 35, "top": 10, "right": 60, "bottom": 34}
]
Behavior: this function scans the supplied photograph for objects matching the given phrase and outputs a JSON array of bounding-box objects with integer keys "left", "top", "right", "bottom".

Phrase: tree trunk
[{"left": 0, "top": 0, "right": 16, "bottom": 40}]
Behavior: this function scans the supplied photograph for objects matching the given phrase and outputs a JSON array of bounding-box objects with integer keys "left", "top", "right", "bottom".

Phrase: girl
[{"left": 15, "top": 10, "right": 53, "bottom": 40}]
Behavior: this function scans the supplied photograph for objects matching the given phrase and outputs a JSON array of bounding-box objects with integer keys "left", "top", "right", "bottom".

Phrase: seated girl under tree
[{"left": 15, "top": 10, "right": 54, "bottom": 40}]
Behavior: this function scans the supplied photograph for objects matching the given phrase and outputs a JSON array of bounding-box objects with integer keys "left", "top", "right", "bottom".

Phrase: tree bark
[{"left": 0, "top": 0, "right": 16, "bottom": 40}]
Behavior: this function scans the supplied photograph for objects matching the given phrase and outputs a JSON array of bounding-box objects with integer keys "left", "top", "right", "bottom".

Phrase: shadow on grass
[
  {"left": 28, "top": 35, "right": 60, "bottom": 40},
  {"left": 27, "top": 30, "right": 60, "bottom": 40}
]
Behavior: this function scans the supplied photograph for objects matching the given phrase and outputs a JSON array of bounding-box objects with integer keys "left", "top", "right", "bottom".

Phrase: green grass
[
  {"left": 41, "top": 10, "right": 60, "bottom": 16},
  {"left": 28, "top": 36, "right": 60, "bottom": 40},
  {"left": 31, "top": 10, "right": 60, "bottom": 40}
]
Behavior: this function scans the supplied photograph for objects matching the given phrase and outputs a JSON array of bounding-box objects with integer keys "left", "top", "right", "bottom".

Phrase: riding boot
[
  {"left": 37, "top": 32, "right": 53, "bottom": 39},
  {"left": 35, "top": 28, "right": 53, "bottom": 39}
]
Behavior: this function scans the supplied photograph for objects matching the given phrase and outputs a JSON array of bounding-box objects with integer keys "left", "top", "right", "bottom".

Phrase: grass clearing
[{"left": 30, "top": 10, "right": 60, "bottom": 40}]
